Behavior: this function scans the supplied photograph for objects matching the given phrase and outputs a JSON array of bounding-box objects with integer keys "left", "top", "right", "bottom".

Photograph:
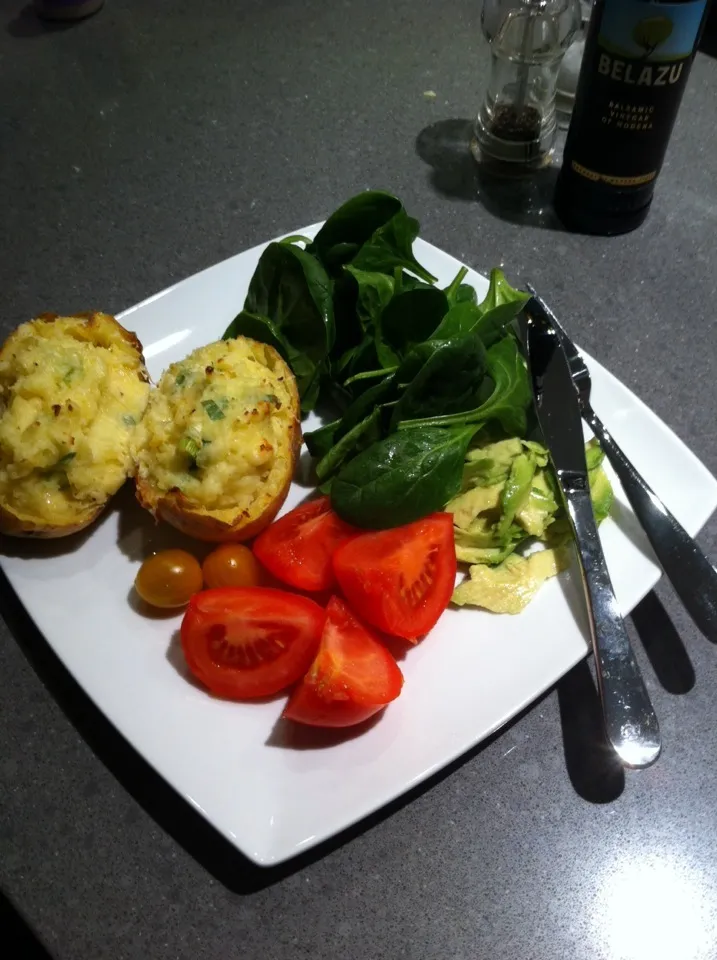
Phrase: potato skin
[
  {"left": 0, "top": 312, "right": 149, "bottom": 539},
  {"left": 135, "top": 339, "right": 301, "bottom": 542},
  {"left": 0, "top": 501, "right": 103, "bottom": 539},
  {"left": 136, "top": 416, "right": 301, "bottom": 542}
]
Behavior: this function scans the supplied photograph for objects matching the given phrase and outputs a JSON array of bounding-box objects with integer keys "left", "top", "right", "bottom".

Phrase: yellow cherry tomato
[
  {"left": 202, "top": 544, "right": 264, "bottom": 590},
  {"left": 135, "top": 549, "right": 203, "bottom": 609}
]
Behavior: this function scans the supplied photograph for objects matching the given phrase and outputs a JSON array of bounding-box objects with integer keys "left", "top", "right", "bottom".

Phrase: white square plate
[{"left": 3, "top": 228, "right": 716, "bottom": 866}]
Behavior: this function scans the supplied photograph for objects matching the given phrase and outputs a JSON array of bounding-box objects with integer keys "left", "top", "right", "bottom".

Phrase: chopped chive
[
  {"left": 175, "top": 371, "right": 188, "bottom": 387},
  {"left": 201, "top": 399, "right": 225, "bottom": 421},
  {"left": 56, "top": 452, "right": 76, "bottom": 467},
  {"left": 122, "top": 414, "right": 136, "bottom": 427},
  {"left": 179, "top": 436, "right": 201, "bottom": 461}
]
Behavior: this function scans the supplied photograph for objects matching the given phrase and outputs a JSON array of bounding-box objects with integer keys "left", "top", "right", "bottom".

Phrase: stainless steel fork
[{"left": 526, "top": 285, "right": 717, "bottom": 644}]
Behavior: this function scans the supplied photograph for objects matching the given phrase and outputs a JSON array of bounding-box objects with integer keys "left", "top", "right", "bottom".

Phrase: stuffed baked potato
[
  {"left": 0, "top": 312, "right": 150, "bottom": 538},
  {"left": 134, "top": 337, "right": 301, "bottom": 542}
]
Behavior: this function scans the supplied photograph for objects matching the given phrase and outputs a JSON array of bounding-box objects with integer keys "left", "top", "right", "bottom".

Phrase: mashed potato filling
[
  {"left": 0, "top": 314, "right": 150, "bottom": 527},
  {"left": 135, "top": 339, "right": 297, "bottom": 513}
]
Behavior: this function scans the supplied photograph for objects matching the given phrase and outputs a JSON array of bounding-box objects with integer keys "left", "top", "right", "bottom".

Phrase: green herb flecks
[{"left": 201, "top": 399, "right": 226, "bottom": 421}]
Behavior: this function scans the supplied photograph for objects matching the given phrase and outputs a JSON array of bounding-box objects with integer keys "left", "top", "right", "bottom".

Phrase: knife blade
[
  {"left": 526, "top": 282, "right": 717, "bottom": 646},
  {"left": 522, "top": 298, "right": 661, "bottom": 769}
]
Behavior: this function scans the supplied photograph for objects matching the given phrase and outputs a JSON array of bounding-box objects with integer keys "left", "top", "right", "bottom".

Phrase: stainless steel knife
[
  {"left": 522, "top": 298, "right": 661, "bottom": 769},
  {"left": 526, "top": 283, "right": 717, "bottom": 646}
]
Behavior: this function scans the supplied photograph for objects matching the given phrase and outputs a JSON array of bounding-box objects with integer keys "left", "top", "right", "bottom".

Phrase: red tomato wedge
[
  {"left": 283, "top": 596, "right": 404, "bottom": 728},
  {"left": 333, "top": 513, "right": 456, "bottom": 641},
  {"left": 253, "top": 496, "right": 358, "bottom": 592},
  {"left": 181, "top": 587, "right": 325, "bottom": 699}
]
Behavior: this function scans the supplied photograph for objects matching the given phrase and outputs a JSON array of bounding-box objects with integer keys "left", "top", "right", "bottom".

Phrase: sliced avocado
[
  {"left": 455, "top": 516, "right": 498, "bottom": 548},
  {"left": 521, "top": 439, "right": 549, "bottom": 467},
  {"left": 461, "top": 456, "right": 511, "bottom": 490},
  {"left": 585, "top": 438, "right": 605, "bottom": 472},
  {"left": 496, "top": 452, "right": 536, "bottom": 541},
  {"left": 452, "top": 546, "right": 572, "bottom": 614},
  {"left": 447, "top": 482, "right": 504, "bottom": 531},
  {"left": 590, "top": 466, "right": 614, "bottom": 524},
  {"left": 455, "top": 542, "right": 517, "bottom": 566},
  {"left": 466, "top": 437, "right": 523, "bottom": 465},
  {"left": 516, "top": 470, "right": 559, "bottom": 537}
]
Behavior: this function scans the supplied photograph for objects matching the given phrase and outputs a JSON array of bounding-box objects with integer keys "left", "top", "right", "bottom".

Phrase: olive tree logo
[{"left": 632, "top": 16, "right": 674, "bottom": 58}]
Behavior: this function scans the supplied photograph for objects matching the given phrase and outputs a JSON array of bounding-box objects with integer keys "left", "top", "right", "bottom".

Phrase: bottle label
[{"left": 568, "top": 0, "right": 707, "bottom": 187}]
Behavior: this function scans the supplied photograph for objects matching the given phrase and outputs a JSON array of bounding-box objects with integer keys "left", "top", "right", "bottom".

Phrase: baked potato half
[
  {"left": 0, "top": 312, "right": 150, "bottom": 538},
  {"left": 134, "top": 337, "right": 301, "bottom": 542}
]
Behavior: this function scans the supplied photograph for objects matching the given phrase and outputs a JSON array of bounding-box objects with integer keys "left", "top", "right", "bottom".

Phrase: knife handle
[
  {"left": 563, "top": 482, "right": 661, "bottom": 768},
  {"left": 585, "top": 408, "right": 717, "bottom": 644}
]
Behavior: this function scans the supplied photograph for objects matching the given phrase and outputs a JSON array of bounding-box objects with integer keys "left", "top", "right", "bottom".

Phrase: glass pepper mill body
[{"left": 472, "top": 0, "right": 581, "bottom": 172}]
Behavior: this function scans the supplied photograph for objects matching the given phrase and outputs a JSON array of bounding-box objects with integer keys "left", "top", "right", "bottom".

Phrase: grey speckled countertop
[{"left": 2, "top": 2, "right": 717, "bottom": 958}]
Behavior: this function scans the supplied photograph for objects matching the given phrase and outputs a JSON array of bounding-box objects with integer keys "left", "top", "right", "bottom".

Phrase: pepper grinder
[{"left": 472, "top": 0, "right": 581, "bottom": 173}]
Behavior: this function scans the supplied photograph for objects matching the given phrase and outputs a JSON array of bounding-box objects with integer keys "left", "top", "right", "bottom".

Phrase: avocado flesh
[
  {"left": 449, "top": 435, "right": 614, "bottom": 613},
  {"left": 452, "top": 547, "right": 572, "bottom": 614}
]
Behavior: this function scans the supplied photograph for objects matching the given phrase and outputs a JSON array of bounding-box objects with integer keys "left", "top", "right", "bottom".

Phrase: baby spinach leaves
[
  {"left": 379, "top": 287, "right": 448, "bottom": 365},
  {"left": 307, "top": 191, "right": 436, "bottom": 283},
  {"left": 224, "top": 191, "right": 532, "bottom": 529},
  {"left": 331, "top": 425, "right": 479, "bottom": 529},
  {"left": 223, "top": 242, "right": 335, "bottom": 411},
  {"left": 390, "top": 336, "right": 487, "bottom": 428}
]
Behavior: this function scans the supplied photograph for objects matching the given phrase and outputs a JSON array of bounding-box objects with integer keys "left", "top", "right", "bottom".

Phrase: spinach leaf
[
  {"left": 397, "top": 272, "right": 435, "bottom": 294},
  {"left": 251, "top": 243, "right": 335, "bottom": 356},
  {"left": 341, "top": 266, "right": 397, "bottom": 371},
  {"left": 223, "top": 242, "right": 335, "bottom": 410},
  {"left": 393, "top": 339, "right": 443, "bottom": 385},
  {"left": 375, "top": 337, "right": 401, "bottom": 370},
  {"left": 344, "top": 266, "right": 395, "bottom": 331},
  {"left": 315, "top": 406, "right": 383, "bottom": 482},
  {"left": 304, "top": 419, "right": 341, "bottom": 460},
  {"left": 478, "top": 267, "right": 528, "bottom": 314},
  {"left": 473, "top": 300, "right": 529, "bottom": 350},
  {"left": 222, "top": 310, "right": 286, "bottom": 354},
  {"left": 396, "top": 335, "right": 530, "bottom": 436},
  {"left": 431, "top": 269, "right": 527, "bottom": 347},
  {"left": 444, "top": 266, "right": 467, "bottom": 304},
  {"left": 455, "top": 283, "right": 478, "bottom": 305},
  {"left": 430, "top": 300, "right": 483, "bottom": 341},
  {"left": 475, "top": 336, "right": 532, "bottom": 435},
  {"left": 225, "top": 310, "right": 318, "bottom": 406},
  {"left": 331, "top": 425, "right": 478, "bottom": 528},
  {"left": 380, "top": 287, "right": 449, "bottom": 364},
  {"left": 342, "top": 366, "right": 397, "bottom": 390},
  {"left": 351, "top": 206, "right": 437, "bottom": 284},
  {"left": 335, "top": 372, "right": 397, "bottom": 439},
  {"left": 299, "top": 368, "right": 323, "bottom": 414},
  {"left": 443, "top": 265, "right": 479, "bottom": 307},
  {"left": 390, "top": 335, "right": 487, "bottom": 428},
  {"left": 280, "top": 234, "right": 313, "bottom": 246},
  {"left": 308, "top": 191, "right": 404, "bottom": 276}
]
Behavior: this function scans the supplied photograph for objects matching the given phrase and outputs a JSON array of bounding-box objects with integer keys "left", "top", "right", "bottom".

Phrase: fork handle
[{"left": 584, "top": 406, "right": 717, "bottom": 644}]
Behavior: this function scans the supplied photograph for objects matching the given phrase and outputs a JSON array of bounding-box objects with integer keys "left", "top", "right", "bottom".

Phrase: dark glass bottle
[{"left": 554, "top": 0, "right": 712, "bottom": 234}]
